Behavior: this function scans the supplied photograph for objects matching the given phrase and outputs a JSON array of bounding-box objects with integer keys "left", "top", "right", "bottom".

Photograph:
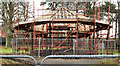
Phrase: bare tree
[{"left": 0, "top": 2, "right": 32, "bottom": 48}]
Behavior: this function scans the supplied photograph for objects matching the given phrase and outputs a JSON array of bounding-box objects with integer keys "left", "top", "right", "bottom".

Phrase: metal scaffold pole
[
  {"left": 76, "top": 0, "right": 79, "bottom": 55},
  {"left": 51, "top": 0, "right": 54, "bottom": 54},
  {"left": 107, "top": 0, "right": 111, "bottom": 55}
]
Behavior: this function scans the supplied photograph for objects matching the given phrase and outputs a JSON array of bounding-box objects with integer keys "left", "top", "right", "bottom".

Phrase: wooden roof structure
[{"left": 14, "top": 7, "right": 112, "bottom": 36}]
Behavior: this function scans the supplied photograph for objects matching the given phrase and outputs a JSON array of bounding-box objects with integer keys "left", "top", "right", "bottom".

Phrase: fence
[{"left": 12, "top": 38, "right": 116, "bottom": 56}]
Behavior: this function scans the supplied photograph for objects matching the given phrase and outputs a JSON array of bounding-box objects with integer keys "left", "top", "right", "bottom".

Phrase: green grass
[
  {"left": 100, "top": 60, "right": 116, "bottom": 64},
  {"left": 0, "top": 46, "right": 62, "bottom": 54},
  {"left": 99, "top": 58, "right": 120, "bottom": 65},
  {"left": 97, "top": 49, "right": 120, "bottom": 55},
  {"left": 0, "top": 46, "right": 120, "bottom": 55},
  {"left": 115, "top": 50, "right": 120, "bottom": 55},
  {"left": 0, "top": 47, "right": 12, "bottom": 54},
  {"left": 0, "top": 46, "right": 31, "bottom": 54}
]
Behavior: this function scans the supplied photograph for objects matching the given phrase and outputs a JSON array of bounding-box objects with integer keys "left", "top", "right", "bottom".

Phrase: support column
[
  {"left": 31, "top": 25, "right": 33, "bottom": 55},
  {"left": 76, "top": 0, "right": 79, "bottom": 55},
  {"left": 107, "top": 1, "right": 111, "bottom": 55},
  {"left": 49, "top": 23, "right": 52, "bottom": 50}
]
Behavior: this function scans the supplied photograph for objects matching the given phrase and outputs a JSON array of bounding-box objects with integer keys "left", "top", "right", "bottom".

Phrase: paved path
[
  {"left": 35, "top": 57, "right": 116, "bottom": 64},
  {"left": 0, "top": 57, "right": 118, "bottom": 64}
]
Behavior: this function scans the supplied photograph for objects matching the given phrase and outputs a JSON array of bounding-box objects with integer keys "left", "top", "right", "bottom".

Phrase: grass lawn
[
  {"left": 0, "top": 46, "right": 120, "bottom": 55},
  {"left": 0, "top": 46, "right": 63, "bottom": 54},
  {"left": 98, "top": 49, "right": 120, "bottom": 55},
  {"left": 98, "top": 58, "right": 120, "bottom": 65},
  {"left": 0, "top": 46, "right": 12, "bottom": 54}
]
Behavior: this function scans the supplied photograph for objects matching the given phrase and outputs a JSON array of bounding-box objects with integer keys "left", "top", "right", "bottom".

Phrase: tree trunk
[
  {"left": 115, "top": 19, "right": 118, "bottom": 49},
  {"left": 118, "top": 1, "right": 120, "bottom": 52},
  {"left": 5, "top": 35, "right": 8, "bottom": 49},
  {"left": 5, "top": 34, "right": 11, "bottom": 49},
  {"left": 115, "top": 21, "right": 117, "bottom": 39}
]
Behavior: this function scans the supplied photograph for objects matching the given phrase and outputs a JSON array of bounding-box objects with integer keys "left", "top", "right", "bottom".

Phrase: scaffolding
[{"left": 12, "top": 0, "right": 116, "bottom": 56}]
